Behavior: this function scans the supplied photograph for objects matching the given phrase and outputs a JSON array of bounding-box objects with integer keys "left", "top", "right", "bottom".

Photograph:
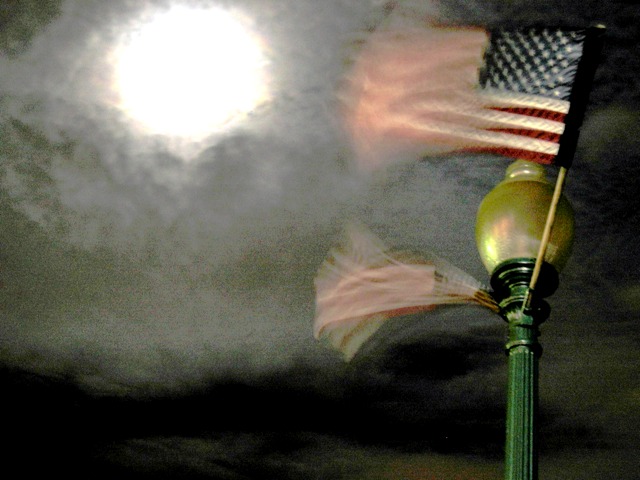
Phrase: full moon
[{"left": 115, "top": 6, "right": 268, "bottom": 138}]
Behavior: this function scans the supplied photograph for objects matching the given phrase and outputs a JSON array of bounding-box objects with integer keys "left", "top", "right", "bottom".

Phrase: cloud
[
  {"left": 0, "top": 0, "right": 378, "bottom": 256},
  {"left": 0, "top": 0, "right": 63, "bottom": 57}
]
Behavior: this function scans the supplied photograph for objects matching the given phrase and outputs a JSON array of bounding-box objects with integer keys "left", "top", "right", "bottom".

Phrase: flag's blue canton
[{"left": 481, "top": 28, "right": 586, "bottom": 101}]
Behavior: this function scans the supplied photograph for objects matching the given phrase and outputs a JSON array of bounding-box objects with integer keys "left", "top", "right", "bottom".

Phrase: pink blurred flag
[
  {"left": 313, "top": 224, "right": 498, "bottom": 360},
  {"left": 340, "top": 25, "right": 592, "bottom": 170}
]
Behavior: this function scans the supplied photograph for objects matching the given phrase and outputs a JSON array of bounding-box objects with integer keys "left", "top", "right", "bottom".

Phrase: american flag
[
  {"left": 341, "top": 25, "right": 602, "bottom": 170},
  {"left": 475, "top": 27, "right": 587, "bottom": 165},
  {"left": 313, "top": 224, "right": 498, "bottom": 360}
]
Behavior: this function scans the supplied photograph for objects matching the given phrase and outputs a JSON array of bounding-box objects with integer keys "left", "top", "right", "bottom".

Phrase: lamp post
[{"left": 475, "top": 160, "right": 575, "bottom": 480}]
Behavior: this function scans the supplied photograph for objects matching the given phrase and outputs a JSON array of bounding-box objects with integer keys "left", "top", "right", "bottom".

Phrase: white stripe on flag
[
  {"left": 479, "top": 88, "right": 571, "bottom": 114},
  {"left": 404, "top": 99, "right": 567, "bottom": 134},
  {"left": 405, "top": 120, "right": 561, "bottom": 155}
]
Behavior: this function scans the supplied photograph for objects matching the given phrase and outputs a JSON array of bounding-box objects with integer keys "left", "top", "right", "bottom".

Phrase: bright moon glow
[{"left": 116, "top": 6, "right": 268, "bottom": 138}]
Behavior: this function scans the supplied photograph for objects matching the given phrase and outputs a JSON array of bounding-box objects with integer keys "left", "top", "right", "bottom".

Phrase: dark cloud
[{"left": 0, "top": 0, "right": 62, "bottom": 57}]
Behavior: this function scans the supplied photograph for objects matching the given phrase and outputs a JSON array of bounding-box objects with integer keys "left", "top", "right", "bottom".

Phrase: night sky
[{"left": 1, "top": 0, "right": 639, "bottom": 478}]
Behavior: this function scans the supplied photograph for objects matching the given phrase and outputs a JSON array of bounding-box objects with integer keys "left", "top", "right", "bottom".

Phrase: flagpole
[{"left": 521, "top": 166, "right": 568, "bottom": 312}]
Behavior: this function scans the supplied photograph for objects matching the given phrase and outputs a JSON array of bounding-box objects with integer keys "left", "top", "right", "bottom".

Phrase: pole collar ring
[{"left": 504, "top": 339, "right": 543, "bottom": 354}]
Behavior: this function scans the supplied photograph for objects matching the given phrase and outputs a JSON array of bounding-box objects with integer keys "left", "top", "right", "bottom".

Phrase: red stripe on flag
[
  {"left": 486, "top": 128, "right": 562, "bottom": 143},
  {"left": 489, "top": 107, "right": 567, "bottom": 123},
  {"left": 464, "top": 147, "right": 557, "bottom": 164},
  {"left": 370, "top": 304, "right": 437, "bottom": 319}
]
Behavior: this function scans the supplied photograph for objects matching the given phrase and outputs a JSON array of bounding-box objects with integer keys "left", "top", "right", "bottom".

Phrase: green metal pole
[
  {"left": 490, "top": 259, "right": 557, "bottom": 480},
  {"left": 504, "top": 308, "right": 541, "bottom": 480}
]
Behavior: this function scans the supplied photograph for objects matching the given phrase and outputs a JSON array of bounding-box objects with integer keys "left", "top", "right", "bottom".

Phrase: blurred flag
[
  {"left": 341, "top": 25, "right": 599, "bottom": 171},
  {"left": 314, "top": 224, "right": 498, "bottom": 360}
]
